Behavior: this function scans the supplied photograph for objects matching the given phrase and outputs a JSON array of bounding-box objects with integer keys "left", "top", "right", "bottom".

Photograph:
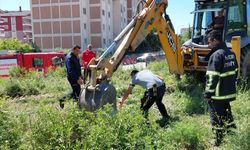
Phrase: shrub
[
  {"left": 46, "top": 67, "right": 67, "bottom": 78},
  {"left": 4, "top": 74, "right": 45, "bottom": 97},
  {"left": 0, "top": 38, "right": 32, "bottom": 52},
  {"left": 9, "top": 67, "right": 28, "bottom": 78},
  {"left": 165, "top": 118, "right": 208, "bottom": 150},
  {"left": 5, "top": 79, "right": 24, "bottom": 97},
  {"left": 0, "top": 98, "right": 23, "bottom": 149}
]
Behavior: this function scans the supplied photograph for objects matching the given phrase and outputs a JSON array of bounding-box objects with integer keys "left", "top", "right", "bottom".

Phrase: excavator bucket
[{"left": 78, "top": 80, "right": 117, "bottom": 112}]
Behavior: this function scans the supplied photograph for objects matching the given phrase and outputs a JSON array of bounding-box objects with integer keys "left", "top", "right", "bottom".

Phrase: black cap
[
  {"left": 130, "top": 70, "right": 139, "bottom": 76},
  {"left": 206, "top": 30, "right": 222, "bottom": 42},
  {"left": 73, "top": 45, "right": 81, "bottom": 50}
]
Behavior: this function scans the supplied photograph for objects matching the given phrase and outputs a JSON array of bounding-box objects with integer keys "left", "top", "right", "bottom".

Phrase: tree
[
  {"left": 134, "top": 28, "right": 161, "bottom": 53},
  {"left": 180, "top": 25, "right": 192, "bottom": 45},
  {"left": 31, "top": 42, "right": 41, "bottom": 52}
]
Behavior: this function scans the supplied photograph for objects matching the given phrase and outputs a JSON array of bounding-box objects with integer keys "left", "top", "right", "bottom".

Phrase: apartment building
[
  {"left": 0, "top": 9, "right": 4, "bottom": 37},
  {"left": 89, "top": 0, "right": 113, "bottom": 48},
  {"left": 31, "top": 0, "right": 127, "bottom": 51},
  {"left": 127, "top": 0, "right": 139, "bottom": 23},
  {"left": 31, "top": 0, "right": 84, "bottom": 51},
  {"left": 0, "top": 8, "right": 32, "bottom": 42},
  {"left": 112, "top": 0, "right": 127, "bottom": 38}
]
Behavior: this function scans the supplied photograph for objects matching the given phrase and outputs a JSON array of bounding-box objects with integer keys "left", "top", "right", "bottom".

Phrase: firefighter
[
  {"left": 59, "top": 45, "right": 83, "bottom": 108},
  {"left": 119, "top": 70, "right": 170, "bottom": 123},
  {"left": 82, "top": 44, "right": 96, "bottom": 84},
  {"left": 204, "top": 30, "right": 238, "bottom": 146}
]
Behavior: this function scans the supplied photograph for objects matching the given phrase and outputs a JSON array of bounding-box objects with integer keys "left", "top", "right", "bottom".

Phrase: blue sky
[{"left": 0, "top": 0, "right": 195, "bottom": 33}]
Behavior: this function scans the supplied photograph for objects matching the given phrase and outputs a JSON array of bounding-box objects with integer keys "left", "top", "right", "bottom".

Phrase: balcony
[
  {"left": 22, "top": 17, "right": 31, "bottom": 22},
  {"left": 23, "top": 23, "right": 32, "bottom": 27},
  {"left": 23, "top": 28, "right": 32, "bottom": 33},
  {"left": 22, "top": 16, "right": 32, "bottom": 26},
  {"left": 0, "top": 18, "right": 5, "bottom": 23},
  {"left": 23, "top": 37, "right": 32, "bottom": 40}
]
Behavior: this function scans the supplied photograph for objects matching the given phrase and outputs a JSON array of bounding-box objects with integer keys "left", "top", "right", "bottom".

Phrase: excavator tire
[
  {"left": 240, "top": 45, "right": 250, "bottom": 88},
  {"left": 78, "top": 80, "right": 117, "bottom": 112}
]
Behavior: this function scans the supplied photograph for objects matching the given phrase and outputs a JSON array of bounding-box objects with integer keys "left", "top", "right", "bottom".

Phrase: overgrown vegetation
[
  {"left": 0, "top": 61, "right": 249, "bottom": 149},
  {"left": 0, "top": 38, "right": 33, "bottom": 53}
]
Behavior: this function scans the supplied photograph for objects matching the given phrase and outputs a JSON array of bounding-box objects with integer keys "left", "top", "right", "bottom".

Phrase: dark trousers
[
  {"left": 141, "top": 84, "right": 169, "bottom": 118},
  {"left": 61, "top": 78, "right": 81, "bottom": 101},
  {"left": 83, "top": 68, "right": 91, "bottom": 83},
  {"left": 208, "top": 100, "right": 236, "bottom": 142},
  {"left": 208, "top": 100, "right": 235, "bottom": 129}
]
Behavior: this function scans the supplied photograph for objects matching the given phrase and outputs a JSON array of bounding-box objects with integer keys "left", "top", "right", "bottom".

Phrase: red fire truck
[{"left": 0, "top": 51, "right": 65, "bottom": 77}]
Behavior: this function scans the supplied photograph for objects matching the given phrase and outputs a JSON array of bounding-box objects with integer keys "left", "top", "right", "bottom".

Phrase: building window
[
  {"left": 103, "top": 24, "right": 105, "bottom": 30},
  {"left": 11, "top": 17, "right": 16, "bottom": 25},
  {"left": 84, "top": 23, "right": 87, "bottom": 29},
  {"left": 103, "top": 38, "right": 106, "bottom": 45},
  {"left": 227, "top": 2, "right": 244, "bottom": 34},
  {"left": 12, "top": 25, "right": 16, "bottom": 32},
  {"left": 83, "top": 8, "right": 86, "bottom": 14},
  {"left": 102, "top": 10, "right": 105, "bottom": 16},
  {"left": 108, "top": 12, "right": 110, "bottom": 18},
  {"left": 84, "top": 38, "right": 87, "bottom": 45},
  {"left": 3, "top": 25, "right": 8, "bottom": 30},
  {"left": 33, "top": 58, "right": 43, "bottom": 67},
  {"left": 108, "top": 25, "right": 110, "bottom": 31}
]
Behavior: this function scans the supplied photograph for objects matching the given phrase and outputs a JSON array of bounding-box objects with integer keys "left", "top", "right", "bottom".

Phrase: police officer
[
  {"left": 59, "top": 45, "right": 83, "bottom": 108},
  {"left": 119, "top": 70, "right": 170, "bottom": 121},
  {"left": 204, "top": 31, "right": 238, "bottom": 146}
]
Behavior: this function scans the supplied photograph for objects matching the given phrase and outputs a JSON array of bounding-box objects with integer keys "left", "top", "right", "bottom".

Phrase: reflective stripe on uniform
[
  {"left": 211, "top": 94, "right": 236, "bottom": 100},
  {"left": 206, "top": 74, "right": 214, "bottom": 91},
  {"left": 206, "top": 70, "right": 220, "bottom": 76},
  {"left": 220, "top": 70, "right": 236, "bottom": 77},
  {"left": 207, "top": 70, "right": 237, "bottom": 78},
  {"left": 227, "top": 122, "right": 235, "bottom": 126},
  {"left": 205, "top": 89, "right": 215, "bottom": 93},
  {"left": 212, "top": 127, "right": 224, "bottom": 130},
  {"left": 215, "top": 80, "right": 220, "bottom": 96}
]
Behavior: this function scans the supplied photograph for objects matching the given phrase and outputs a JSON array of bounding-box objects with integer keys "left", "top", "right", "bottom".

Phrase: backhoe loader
[{"left": 79, "top": 0, "right": 249, "bottom": 111}]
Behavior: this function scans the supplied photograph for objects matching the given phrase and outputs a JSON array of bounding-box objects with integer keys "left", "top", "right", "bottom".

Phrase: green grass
[{"left": 0, "top": 61, "right": 249, "bottom": 149}]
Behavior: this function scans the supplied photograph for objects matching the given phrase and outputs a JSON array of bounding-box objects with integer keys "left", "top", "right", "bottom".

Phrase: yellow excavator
[{"left": 79, "top": 0, "right": 249, "bottom": 111}]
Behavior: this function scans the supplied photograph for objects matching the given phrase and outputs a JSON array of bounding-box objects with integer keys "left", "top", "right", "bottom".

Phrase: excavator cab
[
  {"left": 192, "top": 0, "right": 247, "bottom": 44},
  {"left": 183, "top": 0, "right": 250, "bottom": 77}
]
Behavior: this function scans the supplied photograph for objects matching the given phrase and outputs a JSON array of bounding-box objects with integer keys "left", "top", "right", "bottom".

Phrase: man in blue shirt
[{"left": 60, "top": 45, "right": 83, "bottom": 108}]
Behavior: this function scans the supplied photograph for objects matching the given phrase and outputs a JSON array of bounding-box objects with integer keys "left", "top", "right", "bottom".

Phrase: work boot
[
  {"left": 226, "top": 123, "right": 236, "bottom": 135},
  {"left": 156, "top": 116, "right": 170, "bottom": 127},
  {"left": 212, "top": 130, "right": 224, "bottom": 146},
  {"left": 59, "top": 99, "right": 64, "bottom": 109}
]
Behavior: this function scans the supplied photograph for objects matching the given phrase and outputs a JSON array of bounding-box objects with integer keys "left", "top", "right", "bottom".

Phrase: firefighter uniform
[{"left": 204, "top": 42, "right": 238, "bottom": 144}]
